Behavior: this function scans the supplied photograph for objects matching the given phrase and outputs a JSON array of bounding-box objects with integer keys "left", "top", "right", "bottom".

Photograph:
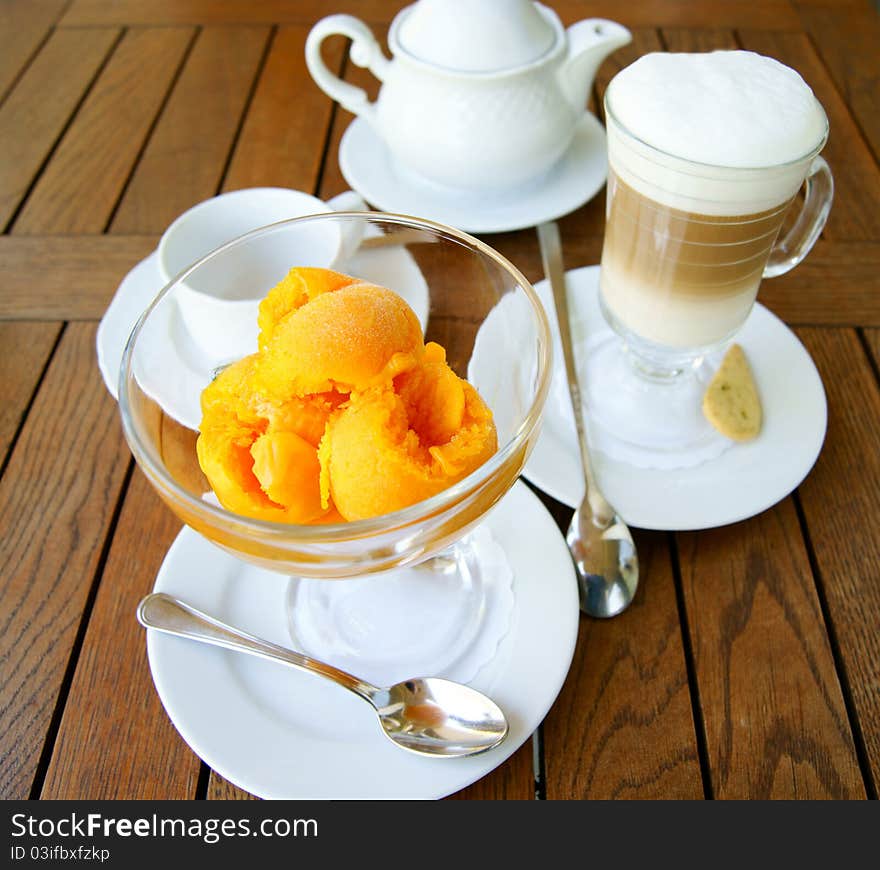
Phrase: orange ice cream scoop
[
  {"left": 395, "top": 342, "right": 466, "bottom": 446},
  {"left": 319, "top": 351, "right": 497, "bottom": 521},
  {"left": 257, "top": 267, "right": 361, "bottom": 350},
  {"left": 197, "top": 267, "right": 496, "bottom": 526},
  {"left": 254, "top": 282, "right": 424, "bottom": 401},
  {"left": 197, "top": 354, "right": 334, "bottom": 523},
  {"left": 199, "top": 353, "right": 264, "bottom": 429}
]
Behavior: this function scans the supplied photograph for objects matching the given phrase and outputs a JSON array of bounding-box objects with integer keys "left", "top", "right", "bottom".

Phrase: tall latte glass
[{"left": 588, "top": 51, "right": 832, "bottom": 467}]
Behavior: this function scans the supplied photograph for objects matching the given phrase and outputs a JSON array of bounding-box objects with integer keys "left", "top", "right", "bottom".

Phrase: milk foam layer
[{"left": 606, "top": 51, "right": 828, "bottom": 215}]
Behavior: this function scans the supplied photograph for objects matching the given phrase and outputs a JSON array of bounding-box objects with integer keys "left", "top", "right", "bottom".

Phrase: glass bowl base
[
  {"left": 286, "top": 525, "right": 515, "bottom": 687},
  {"left": 581, "top": 333, "right": 733, "bottom": 470}
]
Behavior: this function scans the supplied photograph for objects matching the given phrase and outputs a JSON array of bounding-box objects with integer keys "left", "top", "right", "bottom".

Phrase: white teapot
[{"left": 306, "top": 0, "right": 630, "bottom": 192}]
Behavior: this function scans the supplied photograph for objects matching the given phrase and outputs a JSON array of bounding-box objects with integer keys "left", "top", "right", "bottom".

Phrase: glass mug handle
[{"left": 764, "top": 155, "right": 834, "bottom": 278}]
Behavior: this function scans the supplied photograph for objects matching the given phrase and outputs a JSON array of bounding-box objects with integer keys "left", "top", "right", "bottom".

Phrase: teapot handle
[{"left": 306, "top": 14, "right": 389, "bottom": 124}]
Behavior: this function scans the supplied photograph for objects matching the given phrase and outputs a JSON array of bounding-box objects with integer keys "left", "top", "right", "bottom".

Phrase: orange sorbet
[{"left": 196, "top": 267, "right": 497, "bottom": 523}]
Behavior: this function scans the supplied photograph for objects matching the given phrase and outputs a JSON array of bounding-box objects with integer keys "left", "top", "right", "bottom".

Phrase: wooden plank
[
  {"left": 12, "top": 27, "right": 194, "bottom": 235},
  {"left": 0, "top": 27, "right": 119, "bottom": 229},
  {"left": 662, "top": 26, "right": 738, "bottom": 51},
  {"left": 794, "top": 328, "right": 880, "bottom": 792},
  {"left": 795, "top": 2, "right": 880, "bottom": 166},
  {"left": 0, "top": 0, "right": 68, "bottom": 102},
  {"left": 543, "top": 532, "right": 704, "bottom": 798},
  {"left": 207, "top": 773, "right": 259, "bottom": 800},
  {"left": 756, "top": 240, "right": 880, "bottom": 327},
  {"left": 39, "top": 469, "right": 202, "bottom": 798},
  {"left": 738, "top": 30, "right": 880, "bottom": 243},
  {"left": 0, "top": 323, "right": 132, "bottom": 799},
  {"left": 0, "top": 235, "right": 158, "bottom": 320},
  {"left": 59, "top": 1, "right": 802, "bottom": 30},
  {"left": 677, "top": 499, "right": 864, "bottom": 798},
  {"left": 111, "top": 26, "right": 270, "bottom": 234},
  {"left": 866, "top": 328, "right": 880, "bottom": 368},
  {"left": 223, "top": 25, "right": 344, "bottom": 194},
  {"left": 792, "top": 0, "right": 873, "bottom": 5},
  {"left": 60, "top": 0, "right": 406, "bottom": 26},
  {"left": 0, "top": 322, "right": 62, "bottom": 464}
]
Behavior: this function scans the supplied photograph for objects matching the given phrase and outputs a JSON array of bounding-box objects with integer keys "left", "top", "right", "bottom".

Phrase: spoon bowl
[
  {"left": 373, "top": 678, "right": 509, "bottom": 757},
  {"left": 567, "top": 499, "right": 639, "bottom": 618},
  {"left": 137, "top": 593, "right": 508, "bottom": 758}
]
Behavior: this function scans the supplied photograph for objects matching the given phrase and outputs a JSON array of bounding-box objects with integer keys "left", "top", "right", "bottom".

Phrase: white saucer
[
  {"left": 96, "top": 235, "right": 430, "bottom": 431},
  {"left": 519, "top": 266, "right": 827, "bottom": 531},
  {"left": 145, "top": 481, "right": 579, "bottom": 799},
  {"left": 339, "top": 114, "right": 608, "bottom": 234}
]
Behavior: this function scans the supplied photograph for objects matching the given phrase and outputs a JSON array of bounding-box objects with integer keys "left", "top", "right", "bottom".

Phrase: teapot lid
[{"left": 392, "top": 0, "right": 560, "bottom": 73}]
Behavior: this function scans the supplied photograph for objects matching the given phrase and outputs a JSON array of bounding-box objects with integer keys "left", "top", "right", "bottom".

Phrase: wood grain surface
[
  {"left": 1, "top": 0, "right": 878, "bottom": 802},
  {"left": 39, "top": 470, "right": 201, "bottom": 799},
  {"left": 0, "top": 0, "right": 69, "bottom": 103},
  {"left": 58, "top": 0, "right": 804, "bottom": 31},
  {"left": 208, "top": 773, "right": 258, "bottom": 800},
  {"left": 677, "top": 499, "right": 864, "bottom": 798},
  {"left": 0, "top": 321, "right": 61, "bottom": 462},
  {"left": 796, "top": 3, "right": 880, "bottom": 168},
  {"left": 0, "top": 235, "right": 158, "bottom": 320},
  {"left": 12, "top": 27, "right": 194, "bottom": 235},
  {"left": 223, "top": 25, "right": 345, "bottom": 194},
  {"left": 110, "top": 26, "right": 270, "bottom": 234},
  {"left": 0, "top": 27, "right": 119, "bottom": 230},
  {"left": 0, "top": 324, "right": 131, "bottom": 798},
  {"left": 543, "top": 532, "right": 704, "bottom": 799},
  {"left": 865, "top": 328, "right": 880, "bottom": 367},
  {"left": 795, "top": 328, "right": 880, "bottom": 795}
]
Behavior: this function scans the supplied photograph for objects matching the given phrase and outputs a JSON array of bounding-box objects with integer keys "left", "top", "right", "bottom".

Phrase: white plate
[
  {"left": 339, "top": 113, "right": 608, "bottom": 234},
  {"left": 96, "top": 236, "right": 430, "bottom": 431},
  {"left": 146, "top": 481, "right": 579, "bottom": 799},
  {"left": 519, "top": 266, "right": 828, "bottom": 531}
]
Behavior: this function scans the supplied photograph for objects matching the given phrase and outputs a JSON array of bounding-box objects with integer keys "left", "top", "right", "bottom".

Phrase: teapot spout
[{"left": 558, "top": 19, "right": 631, "bottom": 113}]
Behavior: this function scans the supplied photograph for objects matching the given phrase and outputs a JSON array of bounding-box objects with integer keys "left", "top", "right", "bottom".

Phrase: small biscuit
[{"left": 702, "top": 344, "right": 762, "bottom": 441}]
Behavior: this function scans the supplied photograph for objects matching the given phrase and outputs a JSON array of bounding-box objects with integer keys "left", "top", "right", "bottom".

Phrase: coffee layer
[
  {"left": 600, "top": 173, "right": 792, "bottom": 348},
  {"left": 604, "top": 174, "right": 791, "bottom": 291}
]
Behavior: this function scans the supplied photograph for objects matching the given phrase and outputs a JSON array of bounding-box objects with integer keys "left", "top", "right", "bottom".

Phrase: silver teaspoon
[
  {"left": 536, "top": 221, "right": 638, "bottom": 618},
  {"left": 137, "top": 592, "right": 508, "bottom": 757}
]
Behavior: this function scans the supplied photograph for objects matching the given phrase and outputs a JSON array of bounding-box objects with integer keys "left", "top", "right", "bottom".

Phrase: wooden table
[{"left": 1, "top": 0, "right": 878, "bottom": 801}]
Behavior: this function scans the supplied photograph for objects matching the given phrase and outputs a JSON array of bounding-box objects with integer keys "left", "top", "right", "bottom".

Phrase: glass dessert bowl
[{"left": 118, "top": 212, "right": 552, "bottom": 681}]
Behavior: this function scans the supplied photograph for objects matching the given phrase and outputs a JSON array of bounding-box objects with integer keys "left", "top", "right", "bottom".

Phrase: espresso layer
[
  {"left": 602, "top": 173, "right": 792, "bottom": 296},
  {"left": 600, "top": 173, "right": 796, "bottom": 347}
]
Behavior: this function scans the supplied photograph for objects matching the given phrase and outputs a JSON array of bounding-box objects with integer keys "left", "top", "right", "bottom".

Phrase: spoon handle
[
  {"left": 137, "top": 593, "right": 377, "bottom": 702},
  {"left": 536, "top": 221, "right": 613, "bottom": 525}
]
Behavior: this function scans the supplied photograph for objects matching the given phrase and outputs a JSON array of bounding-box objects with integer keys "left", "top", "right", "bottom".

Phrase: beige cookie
[{"left": 702, "top": 344, "right": 762, "bottom": 441}]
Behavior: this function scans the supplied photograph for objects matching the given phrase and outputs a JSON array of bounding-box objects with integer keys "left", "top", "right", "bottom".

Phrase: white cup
[{"left": 158, "top": 188, "right": 364, "bottom": 358}]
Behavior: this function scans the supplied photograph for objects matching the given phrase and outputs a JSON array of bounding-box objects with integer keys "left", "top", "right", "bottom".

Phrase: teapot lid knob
[{"left": 393, "top": 0, "right": 559, "bottom": 73}]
